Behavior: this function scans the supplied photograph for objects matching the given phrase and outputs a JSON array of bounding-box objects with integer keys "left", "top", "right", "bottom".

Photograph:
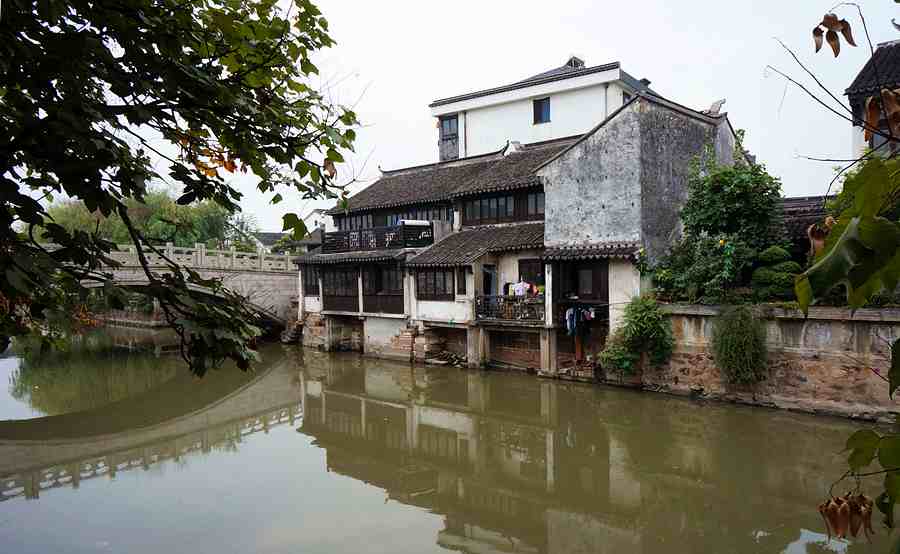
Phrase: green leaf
[
  {"left": 281, "top": 212, "right": 307, "bottom": 239},
  {"left": 881, "top": 436, "right": 900, "bottom": 471},
  {"left": 271, "top": 193, "right": 283, "bottom": 204},
  {"left": 847, "top": 429, "right": 881, "bottom": 470},
  {"left": 795, "top": 216, "right": 900, "bottom": 313}
]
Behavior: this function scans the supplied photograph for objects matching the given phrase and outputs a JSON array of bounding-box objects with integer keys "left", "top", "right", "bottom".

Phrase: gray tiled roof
[
  {"left": 429, "top": 61, "right": 621, "bottom": 108},
  {"left": 407, "top": 223, "right": 545, "bottom": 267},
  {"left": 778, "top": 195, "right": 830, "bottom": 244},
  {"left": 846, "top": 40, "right": 900, "bottom": 97},
  {"left": 329, "top": 137, "right": 576, "bottom": 215},
  {"left": 253, "top": 232, "right": 285, "bottom": 246}
]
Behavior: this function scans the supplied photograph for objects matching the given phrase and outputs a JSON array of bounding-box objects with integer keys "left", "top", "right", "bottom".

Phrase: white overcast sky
[{"left": 233, "top": 0, "right": 900, "bottom": 231}]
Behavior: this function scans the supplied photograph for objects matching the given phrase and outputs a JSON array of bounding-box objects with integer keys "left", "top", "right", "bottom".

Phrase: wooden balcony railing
[
  {"left": 475, "top": 295, "right": 545, "bottom": 324},
  {"left": 322, "top": 222, "right": 434, "bottom": 254},
  {"left": 322, "top": 295, "right": 359, "bottom": 312}
]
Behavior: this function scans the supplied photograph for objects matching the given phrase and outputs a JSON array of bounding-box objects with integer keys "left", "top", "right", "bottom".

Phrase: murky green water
[{"left": 0, "top": 331, "right": 892, "bottom": 553}]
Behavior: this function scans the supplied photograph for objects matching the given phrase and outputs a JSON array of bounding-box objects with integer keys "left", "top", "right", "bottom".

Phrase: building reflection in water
[{"left": 297, "top": 351, "right": 878, "bottom": 554}]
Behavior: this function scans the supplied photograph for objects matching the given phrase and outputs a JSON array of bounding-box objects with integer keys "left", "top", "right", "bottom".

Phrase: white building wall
[
  {"left": 459, "top": 84, "right": 625, "bottom": 157},
  {"left": 851, "top": 125, "right": 867, "bottom": 158},
  {"left": 608, "top": 259, "right": 643, "bottom": 331},
  {"left": 304, "top": 295, "right": 322, "bottom": 313}
]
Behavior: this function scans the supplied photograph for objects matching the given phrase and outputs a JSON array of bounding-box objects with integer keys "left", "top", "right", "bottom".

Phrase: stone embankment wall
[{"left": 638, "top": 305, "right": 900, "bottom": 421}]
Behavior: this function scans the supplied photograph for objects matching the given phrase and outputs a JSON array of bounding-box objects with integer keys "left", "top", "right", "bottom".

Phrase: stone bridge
[
  {"left": 0, "top": 357, "right": 303, "bottom": 502},
  {"left": 100, "top": 243, "right": 297, "bottom": 323}
]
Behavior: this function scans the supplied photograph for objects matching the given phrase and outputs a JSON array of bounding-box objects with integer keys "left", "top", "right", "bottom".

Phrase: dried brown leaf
[
  {"left": 821, "top": 13, "right": 842, "bottom": 32},
  {"left": 839, "top": 19, "right": 857, "bottom": 46},
  {"left": 323, "top": 159, "right": 336, "bottom": 179},
  {"left": 882, "top": 88, "right": 900, "bottom": 138},
  {"left": 813, "top": 26, "right": 824, "bottom": 52},
  {"left": 826, "top": 29, "right": 840, "bottom": 57},
  {"left": 865, "top": 96, "right": 880, "bottom": 142}
]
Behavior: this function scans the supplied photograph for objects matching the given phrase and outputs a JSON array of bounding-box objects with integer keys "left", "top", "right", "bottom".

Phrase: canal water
[{"left": 0, "top": 332, "right": 892, "bottom": 553}]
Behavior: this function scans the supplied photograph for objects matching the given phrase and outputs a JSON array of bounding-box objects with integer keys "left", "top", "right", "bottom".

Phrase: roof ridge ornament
[{"left": 566, "top": 56, "right": 585, "bottom": 69}]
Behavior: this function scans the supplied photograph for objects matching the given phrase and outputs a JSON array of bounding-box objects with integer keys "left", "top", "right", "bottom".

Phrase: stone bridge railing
[{"left": 108, "top": 243, "right": 294, "bottom": 273}]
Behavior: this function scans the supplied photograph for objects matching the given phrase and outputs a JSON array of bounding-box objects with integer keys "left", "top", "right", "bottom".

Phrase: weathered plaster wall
[
  {"left": 638, "top": 107, "right": 725, "bottom": 264},
  {"left": 417, "top": 299, "right": 471, "bottom": 325},
  {"left": 634, "top": 305, "right": 900, "bottom": 420},
  {"left": 540, "top": 109, "right": 643, "bottom": 248},
  {"left": 363, "top": 316, "right": 409, "bottom": 360}
]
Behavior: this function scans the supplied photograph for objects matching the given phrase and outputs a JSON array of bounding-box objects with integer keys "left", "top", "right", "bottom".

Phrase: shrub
[
  {"left": 711, "top": 306, "right": 768, "bottom": 384},
  {"left": 751, "top": 246, "right": 800, "bottom": 301},
  {"left": 600, "top": 295, "right": 673, "bottom": 374},
  {"left": 653, "top": 234, "right": 756, "bottom": 304},
  {"left": 598, "top": 330, "right": 640, "bottom": 373},
  {"left": 681, "top": 157, "right": 785, "bottom": 251},
  {"left": 758, "top": 245, "right": 791, "bottom": 265}
]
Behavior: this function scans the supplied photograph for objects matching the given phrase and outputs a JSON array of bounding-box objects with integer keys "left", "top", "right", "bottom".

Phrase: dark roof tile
[
  {"left": 846, "top": 41, "right": 900, "bottom": 97},
  {"left": 295, "top": 249, "right": 408, "bottom": 266},
  {"left": 543, "top": 243, "right": 640, "bottom": 261},
  {"left": 429, "top": 62, "right": 620, "bottom": 108},
  {"left": 407, "top": 223, "right": 545, "bottom": 267},
  {"left": 330, "top": 137, "right": 577, "bottom": 215}
]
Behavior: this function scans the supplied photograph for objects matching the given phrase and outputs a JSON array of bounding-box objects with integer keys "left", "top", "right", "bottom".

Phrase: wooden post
[
  {"left": 258, "top": 247, "right": 265, "bottom": 270},
  {"left": 357, "top": 268, "right": 364, "bottom": 314},
  {"left": 165, "top": 242, "right": 174, "bottom": 260},
  {"left": 230, "top": 246, "right": 236, "bottom": 269}
]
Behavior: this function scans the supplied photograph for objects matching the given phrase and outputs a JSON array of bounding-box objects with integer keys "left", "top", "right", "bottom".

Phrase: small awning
[
  {"left": 295, "top": 249, "right": 407, "bottom": 266},
  {"left": 407, "top": 223, "right": 545, "bottom": 268},
  {"left": 542, "top": 242, "right": 639, "bottom": 261}
]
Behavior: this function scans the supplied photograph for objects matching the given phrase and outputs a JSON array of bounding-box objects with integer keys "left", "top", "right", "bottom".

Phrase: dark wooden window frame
[
  {"left": 557, "top": 260, "right": 609, "bottom": 302},
  {"left": 416, "top": 268, "right": 455, "bottom": 301},
  {"left": 302, "top": 266, "right": 320, "bottom": 296},
  {"left": 517, "top": 259, "right": 544, "bottom": 286},
  {"left": 456, "top": 267, "right": 467, "bottom": 295}
]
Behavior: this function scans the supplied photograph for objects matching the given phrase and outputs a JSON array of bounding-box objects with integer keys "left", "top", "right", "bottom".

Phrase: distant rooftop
[{"left": 429, "top": 56, "right": 651, "bottom": 108}]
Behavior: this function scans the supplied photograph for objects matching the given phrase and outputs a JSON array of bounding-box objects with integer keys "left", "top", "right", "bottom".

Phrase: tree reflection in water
[{"left": 8, "top": 329, "right": 181, "bottom": 416}]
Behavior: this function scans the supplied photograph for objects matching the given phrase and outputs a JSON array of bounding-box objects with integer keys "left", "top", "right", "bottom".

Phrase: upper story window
[
  {"left": 302, "top": 266, "right": 320, "bottom": 296},
  {"left": 464, "top": 194, "right": 514, "bottom": 225},
  {"left": 336, "top": 213, "right": 373, "bottom": 231},
  {"left": 416, "top": 269, "right": 455, "bottom": 301},
  {"left": 386, "top": 205, "right": 454, "bottom": 226},
  {"left": 440, "top": 115, "right": 458, "bottom": 140},
  {"left": 533, "top": 97, "right": 550, "bottom": 124},
  {"left": 526, "top": 192, "right": 545, "bottom": 216},
  {"left": 463, "top": 190, "right": 544, "bottom": 226}
]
